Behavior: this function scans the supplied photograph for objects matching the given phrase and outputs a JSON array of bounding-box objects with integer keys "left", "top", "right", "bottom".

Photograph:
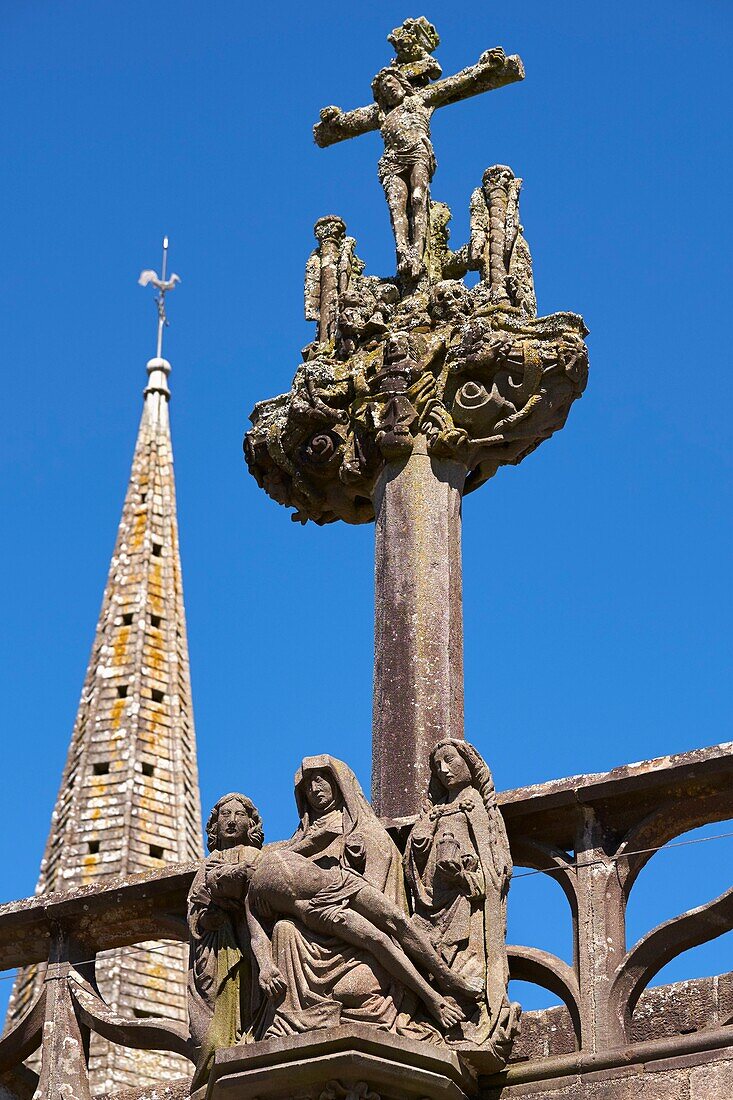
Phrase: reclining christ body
[{"left": 206, "top": 845, "right": 480, "bottom": 1031}]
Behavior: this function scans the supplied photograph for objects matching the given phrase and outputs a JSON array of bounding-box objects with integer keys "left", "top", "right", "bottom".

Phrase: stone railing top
[
  {"left": 497, "top": 739, "right": 733, "bottom": 845},
  {"left": 0, "top": 862, "right": 197, "bottom": 972},
  {"left": 385, "top": 740, "right": 733, "bottom": 843},
  {"left": 4, "top": 742, "right": 731, "bottom": 973}
]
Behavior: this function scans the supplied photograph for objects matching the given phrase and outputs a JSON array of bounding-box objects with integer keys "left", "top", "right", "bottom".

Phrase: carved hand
[
  {"left": 478, "top": 47, "right": 506, "bottom": 66},
  {"left": 258, "top": 963, "right": 287, "bottom": 999},
  {"left": 206, "top": 863, "right": 247, "bottom": 901},
  {"left": 344, "top": 833, "right": 367, "bottom": 873},
  {"left": 436, "top": 856, "right": 463, "bottom": 882},
  {"left": 320, "top": 105, "right": 342, "bottom": 123}
]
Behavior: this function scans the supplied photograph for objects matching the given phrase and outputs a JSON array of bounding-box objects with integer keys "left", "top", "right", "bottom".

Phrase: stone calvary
[
  {"left": 244, "top": 16, "right": 588, "bottom": 820},
  {"left": 231, "top": 14, "right": 583, "bottom": 1100},
  {"left": 4, "top": 16, "right": 733, "bottom": 1100},
  {"left": 245, "top": 18, "right": 587, "bottom": 530}
]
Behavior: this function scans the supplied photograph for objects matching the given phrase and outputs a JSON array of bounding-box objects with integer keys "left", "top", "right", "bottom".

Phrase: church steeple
[{"left": 6, "top": 241, "right": 203, "bottom": 1094}]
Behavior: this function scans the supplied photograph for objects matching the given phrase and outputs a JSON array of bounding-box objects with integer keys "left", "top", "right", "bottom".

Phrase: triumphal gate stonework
[{"left": 1, "top": 17, "right": 732, "bottom": 1100}]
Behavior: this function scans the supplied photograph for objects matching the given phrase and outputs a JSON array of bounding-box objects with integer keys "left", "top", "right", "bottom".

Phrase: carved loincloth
[
  {"left": 378, "top": 140, "right": 436, "bottom": 186},
  {"left": 304, "top": 868, "right": 367, "bottom": 934}
]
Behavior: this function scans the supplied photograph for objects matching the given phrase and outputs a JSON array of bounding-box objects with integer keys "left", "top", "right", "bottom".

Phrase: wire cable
[{"left": 1, "top": 828, "right": 732, "bottom": 983}]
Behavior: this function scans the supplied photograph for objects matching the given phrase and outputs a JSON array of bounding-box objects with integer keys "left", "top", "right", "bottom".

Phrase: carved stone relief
[{"left": 188, "top": 748, "right": 520, "bottom": 1087}]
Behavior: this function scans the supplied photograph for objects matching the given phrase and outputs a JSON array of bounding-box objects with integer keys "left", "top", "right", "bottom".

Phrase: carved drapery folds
[
  {"left": 245, "top": 175, "right": 587, "bottom": 526},
  {"left": 187, "top": 747, "right": 520, "bottom": 1087}
]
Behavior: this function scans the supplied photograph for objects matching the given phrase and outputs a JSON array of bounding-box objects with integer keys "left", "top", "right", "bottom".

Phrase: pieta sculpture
[{"left": 188, "top": 746, "right": 520, "bottom": 1087}]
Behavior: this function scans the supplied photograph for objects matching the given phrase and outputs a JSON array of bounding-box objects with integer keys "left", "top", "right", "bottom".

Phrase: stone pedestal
[
  {"left": 206, "top": 1026, "right": 475, "bottom": 1100},
  {"left": 372, "top": 438, "right": 466, "bottom": 818}
]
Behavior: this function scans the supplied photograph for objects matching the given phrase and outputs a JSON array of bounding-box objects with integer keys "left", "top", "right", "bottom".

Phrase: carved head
[
  {"left": 387, "top": 16, "right": 440, "bottom": 61},
  {"left": 205, "top": 793, "right": 263, "bottom": 853},
  {"left": 428, "top": 738, "right": 497, "bottom": 813},
  {"left": 482, "top": 164, "right": 515, "bottom": 193},
  {"left": 314, "top": 215, "right": 346, "bottom": 246},
  {"left": 428, "top": 280, "right": 472, "bottom": 324},
  {"left": 302, "top": 767, "right": 342, "bottom": 815},
  {"left": 384, "top": 330, "right": 414, "bottom": 366},
  {"left": 372, "top": 67, "right": 413, "bottom": 109}
]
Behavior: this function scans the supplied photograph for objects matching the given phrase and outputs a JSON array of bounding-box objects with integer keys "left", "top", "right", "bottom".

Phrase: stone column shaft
[{"left": 372, "top": 438, "right": 466, "bottom": 817}]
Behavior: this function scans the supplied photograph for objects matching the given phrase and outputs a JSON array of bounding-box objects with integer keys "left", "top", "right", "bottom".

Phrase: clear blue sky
[{"left": 1, "top": 2, "right": 731, "bottom": 1014}]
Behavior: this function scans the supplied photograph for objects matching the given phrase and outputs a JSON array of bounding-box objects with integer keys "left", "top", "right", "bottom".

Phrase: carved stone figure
[
  {"left": 246, "top": 20, "right": 588, "bottom": 528},
  {"left": 387, "top": 15, "right": 442, "bottom": 87},
  {"left": 187, "top": 793, "right": 264, "bottom": 1091},
  {"left": 256, "top": 756, "right": 419, "bottom": 1038},
  {"left": 314, "top": 22, "right": 524, "bottom": 282},
  {"left": 337, "top": 278, "right": 399, "bottom": 358},
  {"left": 425, "top": 201, "right": 469, "bottom": 283},
  {"left": 305, "top": 216, "right": 365, "bottom": 348},
  {"left": 405, "top": 740, "right": 521, "bottom": 1065},
  {"left": 369, "top": 332, "right": 421, "bottom": 458},
  {"left": 371, "top": 67, "right": 437, "bottom": 281},
  {"left": 205, "top": 831, "right": 481, "bottom": 1034},
  {"left": 287, "top": 756, "right": 406, "bottom": 895},
  {"left": 469, "top": 165, "right": 536, "bottom": 315}
]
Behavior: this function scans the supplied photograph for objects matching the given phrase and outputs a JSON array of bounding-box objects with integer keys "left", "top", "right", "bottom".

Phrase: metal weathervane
[{"left": 139, "top": 236, "right": 181, "bottom": 358}]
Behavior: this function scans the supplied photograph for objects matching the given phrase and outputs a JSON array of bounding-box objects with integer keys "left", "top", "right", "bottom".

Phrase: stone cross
[
  {"left": 314, "top": 22, "right": 524, "bottom": 281},
  {"left": 245, "top": 19, "right": 588, "bottom": 819}
]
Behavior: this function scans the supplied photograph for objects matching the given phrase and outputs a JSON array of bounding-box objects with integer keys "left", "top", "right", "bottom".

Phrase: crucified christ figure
[
  {"left": 314, "top": 33, "right": 524, "bottom": 282},
  {"left": 206, "top": 845, "right": 482, "bottom": 1032}
]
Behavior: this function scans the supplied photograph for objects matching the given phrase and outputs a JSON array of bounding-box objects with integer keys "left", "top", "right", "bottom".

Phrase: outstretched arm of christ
[
  {"left": 313, "top": 48, "right": 524, "bottom": 148},
  {"left": 314, "top": 102, "right": 381, "bottom": 148},
  {"left": 420, "top": 48, "right": 525, "bottom": 110}
]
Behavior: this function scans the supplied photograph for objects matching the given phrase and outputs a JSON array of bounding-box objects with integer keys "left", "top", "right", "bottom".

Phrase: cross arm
[
  {"left": 314, "top": 101, "right": 381, "bottom": 148},
  {"left": 420, "top": 47, "right": 525, "bottom": 111}
]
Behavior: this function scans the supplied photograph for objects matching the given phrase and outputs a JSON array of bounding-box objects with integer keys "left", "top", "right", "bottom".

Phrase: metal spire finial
[{"left": 138, "top": 236, "right": 181, "bottom": 359}]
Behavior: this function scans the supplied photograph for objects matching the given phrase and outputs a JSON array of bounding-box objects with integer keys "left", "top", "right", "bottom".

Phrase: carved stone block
[{"left": 204, "top": 1025, "right": 475, "bottom": 1100}]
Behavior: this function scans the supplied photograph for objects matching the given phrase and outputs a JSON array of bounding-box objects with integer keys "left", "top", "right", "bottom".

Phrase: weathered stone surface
[
  {"left": 207, "top": 1025, "right": 474, "bottom": 1100},
  {"left": 372, "top": 442, "right": 464, "bottom": 815},
  {"left": 188, "top": 747, "right": 518, "bottom": 1086},
  {"left": 511, "top": 1008, "right": 576, "bottom": 1062},
  {"left": 688, "top": 1058, "right": 733, "bottom": 1097},
  {"left": 98, "top": 1079, "right": 191, "bottom": 1100},
  {"left": 245, "top": 21, "right": 587, "bottom": 529},
  {"left": 480, "top": 1054, "right": 733, "bottom": 1099},
  {"left": 717, "top": 971, "right": 733, "bottom": 1024},
  {"left": 631, "top": 978, "right": 717, "bottom": 1042}
]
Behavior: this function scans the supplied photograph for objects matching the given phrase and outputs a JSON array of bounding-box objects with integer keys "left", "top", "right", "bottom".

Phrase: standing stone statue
[
  {"left": 405, "top": 740, "right": 521, "bottom": 1062},
  {"left": 187, "top": 794, "right": 264, "bottom": 1091},
  {"left": 305, "top": 216, "right": 365, "bottom": 347},
  {"left": 469, "top": 165, "right": 536, "bottom": 315}
]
